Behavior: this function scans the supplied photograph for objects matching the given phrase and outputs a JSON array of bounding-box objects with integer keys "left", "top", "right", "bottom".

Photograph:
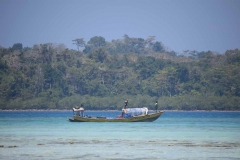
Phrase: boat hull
[{"left": 69, "top": 111, "right": 164, "bottom": 122}]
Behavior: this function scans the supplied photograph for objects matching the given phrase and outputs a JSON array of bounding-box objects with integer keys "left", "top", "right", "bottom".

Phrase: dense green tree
[
  {"left": 0, "top": 36, "right": 240, "bottom": 110},
  {"left": 0, "top": 58, "right": 8, "bottom": 71},
  {"left": 225, "top": 49, "right": 240, "bottom": 65},
  {"left": 88, "top": 48, "right": 107, "bottom": 63},
  {"left": 177, "top": 64, "right": 190, "bottom": 83},
  {"left": 12, "top": 43, "right": 23, "bottom": 51},
  {"left": 72, "top": 38, "right": 85, "bottom": 51},
  {"left": 88, "top": 36, "right": 106, "bottom": 48},
  {"left": 153, "top": 41, "right": 164, "bottom": 52}
]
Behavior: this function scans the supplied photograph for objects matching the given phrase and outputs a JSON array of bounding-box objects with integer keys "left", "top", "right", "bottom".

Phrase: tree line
[{"left": 0, "top": 35, "right": 240, "bottom": 110}]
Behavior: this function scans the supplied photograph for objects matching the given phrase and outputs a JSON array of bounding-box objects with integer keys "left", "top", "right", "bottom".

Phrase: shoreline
[{"left": 0, "top": 109, "right": 240, "bottom": 112}]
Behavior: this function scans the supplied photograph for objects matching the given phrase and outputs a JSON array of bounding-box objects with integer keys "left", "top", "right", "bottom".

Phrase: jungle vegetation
[{"left": 0, "top": 35, "right": 240, "bottom": 110}]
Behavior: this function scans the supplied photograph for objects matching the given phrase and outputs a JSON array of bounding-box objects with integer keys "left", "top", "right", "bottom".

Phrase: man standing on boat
[
  {"left": 124, "top": 99, "right": 128, "bottom": 108},
  {"left": 155, "top": 101, "right": 158, "bottom": 112},
  {"left": 121, "top": 99, "right": 128, "bottom": 118}
]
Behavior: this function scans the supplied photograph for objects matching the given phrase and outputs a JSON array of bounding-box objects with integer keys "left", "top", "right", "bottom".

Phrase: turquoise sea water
[{"left": 0, "top": 111, "right": 240, "bottom": 160}]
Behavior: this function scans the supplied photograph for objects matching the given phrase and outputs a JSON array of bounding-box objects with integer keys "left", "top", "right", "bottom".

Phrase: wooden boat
[{"left": 69, "top": 111, "right": 164, "bottom": 122}]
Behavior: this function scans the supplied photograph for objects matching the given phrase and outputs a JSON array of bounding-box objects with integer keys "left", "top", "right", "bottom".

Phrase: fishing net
[{"left": 124, "top": 108, "right": 148, "bottom": 118}]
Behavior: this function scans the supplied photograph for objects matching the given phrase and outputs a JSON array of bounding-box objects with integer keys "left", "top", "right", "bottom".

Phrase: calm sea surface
[{"left": 0, "top": 111, "right": 240, "bottom": 160}]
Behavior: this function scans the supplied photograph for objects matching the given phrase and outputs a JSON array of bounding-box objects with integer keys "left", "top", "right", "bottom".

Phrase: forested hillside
[{"left": 0, "top": 35, "right": 240, "bottom": 110}]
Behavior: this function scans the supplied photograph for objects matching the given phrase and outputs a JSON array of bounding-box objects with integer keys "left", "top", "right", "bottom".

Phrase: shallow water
[{"left": 0, "top": 111, "right": 240, "bottom": 160}]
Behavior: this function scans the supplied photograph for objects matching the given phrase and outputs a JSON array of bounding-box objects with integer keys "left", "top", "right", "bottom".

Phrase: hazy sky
[{"left": 1, "top": 0, "right": 240, "bottom": 54}]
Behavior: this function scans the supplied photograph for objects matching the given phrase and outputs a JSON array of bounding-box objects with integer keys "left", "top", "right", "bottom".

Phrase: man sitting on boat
[{"left": 122, "top": 108, "right": 126, "bottom": 118}]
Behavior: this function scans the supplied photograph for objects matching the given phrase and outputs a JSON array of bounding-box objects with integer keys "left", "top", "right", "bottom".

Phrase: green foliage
[
  {"left": 11, "top": 43, "right": 23, "bottom": 51},
  {"left": 83, "top": 36, "right": 106, "bottom": 54},
  {"left": 72, "top": 38, "right": 85, "bottom": 51},
  {"left": 88, "top": 48, "right": 107, "bottom": 63},
  {"left": 0, "top": 58, "right": 8, "bottom": 71},
  {"left": 153, "top": 41, "right": 164, "bottom": 52},
  {"left": 88, "top": 36, "right": 106, "bottom": 48},
  {"left": 225, "top": 49, "right": 240, "bottom": 65},
  {"left": 0, "top": 37, "right": 240, "bottom": 110}
]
